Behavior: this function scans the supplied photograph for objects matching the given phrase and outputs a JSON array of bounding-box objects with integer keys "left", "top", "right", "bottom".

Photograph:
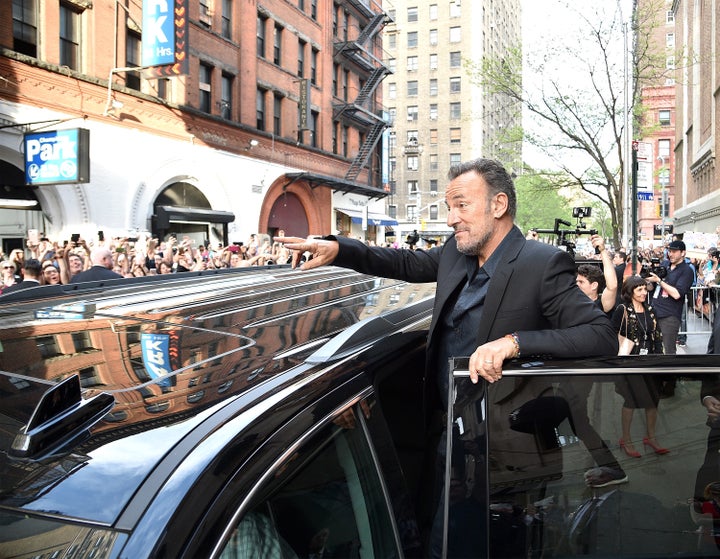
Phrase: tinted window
[
  {"left": 219, "top": 402, "right": 400, "bottom": 558},
  {"left": 448, "top": 368, "right": 720, "bottom": 558}
]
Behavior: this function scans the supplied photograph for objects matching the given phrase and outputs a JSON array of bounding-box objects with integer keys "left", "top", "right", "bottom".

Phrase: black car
[{"left": 0, "top": 266, "right": 718, "bottom": 558}]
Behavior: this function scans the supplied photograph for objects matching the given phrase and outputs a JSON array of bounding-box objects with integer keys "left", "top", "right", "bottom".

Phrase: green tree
[
  {"left": 514, "top": 170, "right": 572, "bottom": 237},
  {"left": 467, "top": 0, "right": 670, "bottom": 249}
]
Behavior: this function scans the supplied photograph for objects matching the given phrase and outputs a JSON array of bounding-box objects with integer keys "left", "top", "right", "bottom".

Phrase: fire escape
[{"left": 334, "top": 1, "right": 392, "bottom": 185}]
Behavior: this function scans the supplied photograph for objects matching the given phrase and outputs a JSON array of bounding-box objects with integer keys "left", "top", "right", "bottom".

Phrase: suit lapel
[{"left": 476, "top": 227, "right": 525, "bottom": 344}]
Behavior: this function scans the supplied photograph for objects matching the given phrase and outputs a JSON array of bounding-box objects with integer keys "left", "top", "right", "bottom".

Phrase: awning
[
  {"left": 336, "top": 208, "right": 398, "bottom": 227},
  {"left": 285, "top": 172, "right": 389, "bottom": 199},
  {"left": 154, "top": 205, "right": 235, "bottom": 228}
]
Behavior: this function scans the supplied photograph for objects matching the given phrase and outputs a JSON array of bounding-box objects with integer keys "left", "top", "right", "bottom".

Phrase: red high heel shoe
[
  {"left": 643, "top": 437, "right": 669, "bottom": 455},
  {"left": 619, "top": 439, "right": 641, "bottom": 458}
]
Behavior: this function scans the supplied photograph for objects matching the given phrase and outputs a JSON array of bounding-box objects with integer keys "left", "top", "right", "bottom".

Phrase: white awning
[{"left": 336, "top": 208, "right": 398, "bottom": 226}]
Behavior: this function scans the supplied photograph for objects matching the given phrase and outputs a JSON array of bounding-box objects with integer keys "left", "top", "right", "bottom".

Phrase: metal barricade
[{"left": 679, "top": 285, "right": 717, "bottom": 336}]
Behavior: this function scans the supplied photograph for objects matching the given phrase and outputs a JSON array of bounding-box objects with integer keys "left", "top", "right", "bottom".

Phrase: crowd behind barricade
[{"left": 0, "top": 230, "right": 299, "bottom": 295}]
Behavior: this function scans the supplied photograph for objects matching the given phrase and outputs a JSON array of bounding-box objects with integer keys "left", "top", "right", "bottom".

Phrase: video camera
[
  {"left": 530, "top": 207, "right": 598, "bottom": 259},
  {"left": 640, "top": 257, "right": 668, "bottom": 279}
]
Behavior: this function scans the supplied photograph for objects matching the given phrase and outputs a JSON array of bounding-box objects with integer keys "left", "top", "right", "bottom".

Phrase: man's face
[
  {"left": 69, "top": 255, "right": 83, "bottom": 273},
  {"left": 667, "top": 248, "right": 685, "bottom": 266},
  {"left": 576, "top": 274, "right": 597, "bottom": 298},
  {"left": 613, "top": 253, "right": 624, "bottom": 265},
  {"left": 445, "top": 171, "right": 496, "bottom": 256}
]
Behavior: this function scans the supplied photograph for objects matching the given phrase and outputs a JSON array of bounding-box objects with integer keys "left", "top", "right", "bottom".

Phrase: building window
[
  {"left": 429, "top": 4, "right": 438, "bottom": 20},
  {"left": 156, "top": 78, "right": 170, "bottom": 100},
  {"left": 407, "top": 6, "right": 418, "bottom": 22},
  {"left": 257, "top": 14, "right": 266, "bottom": 58},
  {"left": 430, "top": 204, "right": 439, "bottom": 220},
  {"left": 407, "top": 130, "right": 418, "bottom": 143},
  {"left": 666, "top": 33, "right": 674, "bottom": 48},
  {"left": 429, "top": 80, "right": 438, "bottom": 97},
  {"left": 388, "top": 82, "right": 396, "bottom": 100},
  {"left": 430, "top": 53, "right": 438, "bottom": 70},
  {"left": 666, "top": 10, "right": 674, "bottom": 23},
  {"left": 407, "top": 31, "right": 418, "bottom": 48},
  {"left": 388, "top": 33, "right": 396, "bottom": 49},
  {"left": 298, "top": 39, "right": 305, "bottom": 77},
  {"left": 407, "top": 155, "right": 419, "bottom": 171},
  {"left": 332, "top": 63, "right": 339, "bottom": 96},
  {"left": 658, "top": 139, "right": 671, "bottom": 159},
  {"left": 221, "top": 0, "right": 231, "bottom": 38},
  {"left": 125, "top": 31, "right": 141, "bottom": 90},
  {"left": 429, "top": 129, "right": 438, "bottom": 145},
  {"left": 450, "top": 1, "right": 461, "bottom": 17},
  {"left": 220, "top": 73, "right": 233, "bottom": 119},
  {"left": 388, "top": 58, "right": 396, "bottom": 73},
  {"left": 407, "top": 105, "right": 418, "bottom": 121},
  {"left": 407, "top": 205, "right": 418, "bottom": 221},
  {"left": 429, "top": 103, "right": 438, "bottom": 120},
  {"left": 343, "top": 69, "right": 349, "bottom": 101},
  {"left": 256, "top": 88, "right": 266, "bottom": 130},
  {"left": 274, "top": 93, "right": 282, "bottom": 135},
  {"left": 450, "top": 127, "right": 461, "bottom": 144},
  {"left": 666, "top": 56, "right": 675, "bottom": 71},
  {"left": 310, "top": 0, "right": 317, "bottom": 20},
  {"left": 450, "top": 102, "right": 461, "bottom": 119},
  {"left": 450, "top": 51, "right": 461, "bottom": 67},
  {"left": 311, "top": 48, "right": 318, "bottom": 84},
  {"left": 429, "top": 153, "right": 438, "bottom": 171},
  {"left": 298, "top": 0, "right": 304, "bottom": 11},
  {"left": 450, "top": 153, "right": 461, "bottom": 165},
  {"left": 342, "top": 125, "right": 348, "bottom": 156},
  {"left": 274, "top": 24, "right": 283, "bottom": 65},
  {"left": 407, "top": 180, "right": 419, "bottom": 194},
  {"left": 449, "top": 27, "right": 461, "bottom": 43},
  {"left": 388, "top": 107, "right": 397, "bottom": 123},
  {"left": 309, "top": 110, "right": 318, "bottom": 147},
  {"left": 59, "top": 3, "right": 80, "bottom": 70},
  {"left": 450, "top": 76, "right": 461, "bottom": 93},
  {"left": 199, "top": 62, "right": 212, "bottom": 113},
  {"left": 430, "top": 179, "right": 438, "bottom": 194},
  {"left": 13, "top": 0, "right": 37, "bottom": 57},
  {"left": 199, "top": 0, "right": 212, "bottom": 26},
  {"left": 407, "top": 56, "right": 418, "bottom": 71},
  {"left": 429, "top": 29, "right": 438, "bottom": 45},
  {"left": 388, "top": 205, "right": 397, "bottom": 218},
  {"left": 407, "top": 80, "right": 418, "bottom": 96},
  {"left": 659, "top": 109, "right": 671, "bottom": 126}
]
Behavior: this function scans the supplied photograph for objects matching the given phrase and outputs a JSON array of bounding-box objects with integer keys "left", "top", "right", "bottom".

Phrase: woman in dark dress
[{"left": 612, "top": 275, "right": 667, "bottom": 457}]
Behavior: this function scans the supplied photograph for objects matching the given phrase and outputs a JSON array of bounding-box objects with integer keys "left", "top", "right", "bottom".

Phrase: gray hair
[{"left": 448, "top": 158, "right": 517, "bottom": 218}]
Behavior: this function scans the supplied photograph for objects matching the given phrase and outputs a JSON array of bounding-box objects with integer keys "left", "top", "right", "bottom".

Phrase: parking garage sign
[{"left": 24, "top": 128, "right": 90, "bottom": 185}]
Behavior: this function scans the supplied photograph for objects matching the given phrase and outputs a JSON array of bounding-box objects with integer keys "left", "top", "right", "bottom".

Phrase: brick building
[{"left": 0, "top": 0, "right": 394, "bottom": 253}]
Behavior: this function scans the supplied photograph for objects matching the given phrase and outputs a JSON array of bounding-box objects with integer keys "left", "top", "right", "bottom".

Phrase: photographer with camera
[{"left": 645, "top": 240, "right": 695, "bottom": 355}]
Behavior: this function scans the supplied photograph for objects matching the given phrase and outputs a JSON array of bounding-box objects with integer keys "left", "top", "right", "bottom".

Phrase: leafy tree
[
  {"left": 514, "top": 170, "right": 572, "bottom": 237},
  {"left": 468, "top": 0, "right": 670, "bottom": 249}
]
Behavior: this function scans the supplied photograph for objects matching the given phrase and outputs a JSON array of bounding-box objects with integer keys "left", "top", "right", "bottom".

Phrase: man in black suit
[
  {"left": 70, "top": 247, "right": 123, "bottom": 283},
  {"left": 278, "top": 158, "right": 617, "bottom": 384},
  {"left": 278, "top": 158, "right": 618, "bottom": 557},
  {"left": 1, "top": 258, "right": 42, "bottom": 294}
]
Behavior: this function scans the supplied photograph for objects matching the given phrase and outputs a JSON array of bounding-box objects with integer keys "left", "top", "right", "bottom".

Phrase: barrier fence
[{"left": 678, "top": 285, "right": 717, "bottom": 336}]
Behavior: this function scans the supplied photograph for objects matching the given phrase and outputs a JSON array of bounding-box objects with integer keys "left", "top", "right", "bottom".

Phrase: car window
[
  {"left": 219, "top": 401, "right": 400, "bottom": 559},
  {"left": 447, "top": 367, "right": 720, "bottom": 558}
]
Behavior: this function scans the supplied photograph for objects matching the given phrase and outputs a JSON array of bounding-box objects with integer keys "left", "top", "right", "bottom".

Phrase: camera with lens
[{"left": 640, "top": 257, "right": 667, "bottom": 279}]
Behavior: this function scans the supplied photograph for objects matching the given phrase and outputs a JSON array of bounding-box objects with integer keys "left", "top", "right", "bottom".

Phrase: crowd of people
[{"left": 0, "top": 231, "right": 294, "bottom": 294}]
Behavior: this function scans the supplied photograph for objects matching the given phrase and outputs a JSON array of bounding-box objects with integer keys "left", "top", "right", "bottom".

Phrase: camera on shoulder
[{"left": 640, "top": 257, "right": 668, "bottom": 279}]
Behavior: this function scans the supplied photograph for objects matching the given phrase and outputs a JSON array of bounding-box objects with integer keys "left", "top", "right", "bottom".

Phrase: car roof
[{"left": 0, "top": 266, "right": 436, "bottom": 526}]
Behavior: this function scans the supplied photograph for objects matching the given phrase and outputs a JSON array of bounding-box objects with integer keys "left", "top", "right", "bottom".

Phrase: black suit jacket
[
  {"left": 333, "top": 226, "right": 618, "bottom": 409},
  {"left": 70, "top": 266, "right": 123, "bottom": 283},
  {"left": 1, "top": 280, "right": 42, "bottom": 294}
]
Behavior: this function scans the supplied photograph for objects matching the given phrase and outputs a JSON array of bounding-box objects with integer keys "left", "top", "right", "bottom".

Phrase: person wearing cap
[{"left": 645, "top": 239, "right": 695, "bottom": 355}]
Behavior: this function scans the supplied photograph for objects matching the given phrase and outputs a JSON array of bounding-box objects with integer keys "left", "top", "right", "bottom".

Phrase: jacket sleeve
[
  {"left": 332, "top": 236, "right": 441, "bottom": 283},
  {"left": 515, "top": 249, "right": 619, "bottom": 358}
]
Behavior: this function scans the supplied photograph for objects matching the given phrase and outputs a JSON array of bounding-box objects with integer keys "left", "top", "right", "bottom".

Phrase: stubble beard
[{"left": 456, "top": 228, "right": 493, "bottom": 256}]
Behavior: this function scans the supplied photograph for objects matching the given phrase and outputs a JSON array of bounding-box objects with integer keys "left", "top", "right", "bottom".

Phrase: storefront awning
[
  {"left": 285, "top": 172, "right": 389, "bottom": 199},
  {"left": 336, "top": 208, "right": 398, "bottom": 226},
  {"left": 154, "top": 205, "right": 235, "bottom": 228}
]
